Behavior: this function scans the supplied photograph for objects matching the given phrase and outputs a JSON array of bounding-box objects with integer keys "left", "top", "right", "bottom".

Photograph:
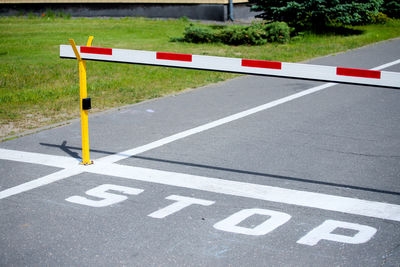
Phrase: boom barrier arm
[{"left": 60, "top": 44, "right": 400, "bottom": 89}]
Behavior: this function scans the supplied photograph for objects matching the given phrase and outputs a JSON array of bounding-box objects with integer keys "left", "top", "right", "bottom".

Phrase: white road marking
[
  {"left": 296, "top": 220, "right": 377, "bottom": 246},
  {"left": 213, "top": 208, "right": 291, "bottom": 236},
  {"left": 88, "top": 163, "right": 400, "bottom": 222},
  {"left": 1, "top": 146, "right": 400, "bottom": 221},
  {"left": 0, "top": 148, "right": 79, "bottom": 168},
  {"left": 148, "top": 195, "right": 215, "bottom": 218},
  {"left": 0, "top": 148, "right": 81, "bottom": 200},
  {"left": 371, "top": 59, "right": 400, "bottom": 71},
  {"left": 3, "top": 149, "right": 400, "bottom": 221},
  {"left": 0, "top": 167, "right": 83, "bottom": 200},
  {"left": 65, "top": 184, "right": 144, "bottom": 207},
  {"left": 99, "top": 83, "right": 336, "bottom": 164}
]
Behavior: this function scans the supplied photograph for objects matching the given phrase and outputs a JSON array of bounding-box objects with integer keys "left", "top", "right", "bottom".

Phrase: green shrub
[
  {"left": 218, "top": 25, "right": 268, "bottom": 45},
  {"left": 182, "top": 24, "right": 216, "bottom": 43},
  {"left": 27, "top": 12, "right": 35, "bottom": 19},
  {"left": 179, "top": 16, "right": 189, "bottom": 22},
  {"left": 57, "top": 11, "right": 71, "bottom": 19},
  {"left": 264, "top": 22, "right": 291, "bottom": 43},
  {"left": 249, "top": 0, "right": 384, "bottom": 30},
  {"left": 381, "top": 0, "right": 400, "bottom": 18},
  {"left": 43, "top": 9, "right": 56, "bottom": 19},
  {"left": 369, "top": 12, "right": 390, "bottom": 24},
  {"left": 39, "top": 9, "right": 71, "bottom": 19},
  {"left": 175, "top": 22, "right": 290, "bottom": 45}
]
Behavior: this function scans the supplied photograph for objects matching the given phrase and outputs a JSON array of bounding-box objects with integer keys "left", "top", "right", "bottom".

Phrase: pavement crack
[
  {"left": 292, "top": 129, "right": 380, "bottom": 142},
  {"left": 314, "top": 147, "right": 400, "bottom": 159}
]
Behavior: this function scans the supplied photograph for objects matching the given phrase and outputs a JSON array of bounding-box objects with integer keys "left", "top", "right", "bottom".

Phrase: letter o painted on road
[{"left": 213, "top": 208, "right": 291, "bottom": 236}]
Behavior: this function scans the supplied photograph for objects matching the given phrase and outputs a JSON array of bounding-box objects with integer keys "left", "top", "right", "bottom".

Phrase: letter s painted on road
[{"left": 66, "top": 184, "right": 144, "bottom": 207}]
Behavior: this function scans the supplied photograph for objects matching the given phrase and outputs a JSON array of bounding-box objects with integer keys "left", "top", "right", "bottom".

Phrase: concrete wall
[{"left": 0, "top": 3, "right": 259, "bottom": 21}]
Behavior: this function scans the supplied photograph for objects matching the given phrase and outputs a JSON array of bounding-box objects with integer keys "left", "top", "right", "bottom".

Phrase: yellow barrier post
[{"left": 69, "top": 36, "right": 94, "bottom": 165}]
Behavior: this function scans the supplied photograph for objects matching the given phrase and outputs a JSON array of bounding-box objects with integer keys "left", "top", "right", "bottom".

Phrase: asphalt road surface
[{"left": 1, "top": 38, "right": 400, "bottom": 266}]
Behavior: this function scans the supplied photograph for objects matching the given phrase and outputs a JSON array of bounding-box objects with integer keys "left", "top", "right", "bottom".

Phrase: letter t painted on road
[{"left": 148, "top": 195, "right": 215, "bottom": 219}]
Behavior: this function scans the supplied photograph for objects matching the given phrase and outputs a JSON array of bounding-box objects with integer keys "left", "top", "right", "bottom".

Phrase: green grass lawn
[{"left": 1, "top": 16, "right": 400, "bottom": 139}]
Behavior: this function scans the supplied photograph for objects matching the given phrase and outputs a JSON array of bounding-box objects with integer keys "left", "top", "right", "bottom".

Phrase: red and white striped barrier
[{"left": 60, "top": 45, "right": 400, "bottom": 89}]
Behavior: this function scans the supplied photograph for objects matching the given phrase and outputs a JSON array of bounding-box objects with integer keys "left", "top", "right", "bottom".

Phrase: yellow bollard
[{"left": 69, "top": 36, "right": 94, "bottom": 165}]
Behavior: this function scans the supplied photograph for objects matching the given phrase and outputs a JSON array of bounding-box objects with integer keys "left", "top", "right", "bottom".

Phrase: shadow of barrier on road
[{"left": 40, "top": 141, "right": 400, "bottom": 197}]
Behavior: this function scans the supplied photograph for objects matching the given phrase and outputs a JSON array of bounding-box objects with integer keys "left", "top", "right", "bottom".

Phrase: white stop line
[{"left": 1, "top": 147, "right": 400, "bottom": 222}]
